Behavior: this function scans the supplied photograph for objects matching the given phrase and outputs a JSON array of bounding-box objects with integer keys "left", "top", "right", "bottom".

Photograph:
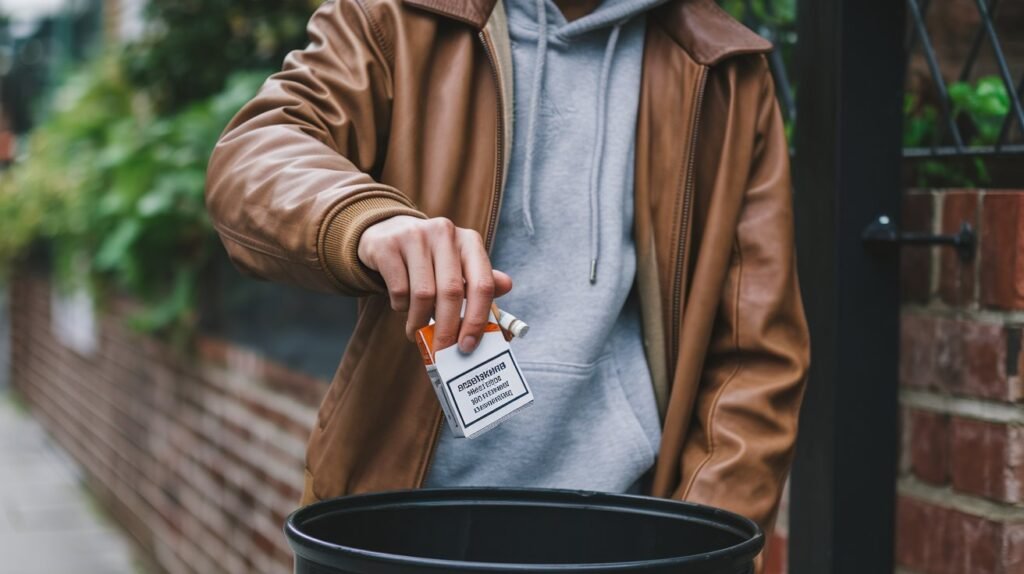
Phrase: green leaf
[
  {"left": 94, "top": 218, "right": 141, "bottom": 271},
  {"left": 947, "top": 82, "right": 972, "bottom": 109},
  {"left": 976, "top": 76, "right": 1009, "bottom": 104},
  {"left": 137, "top": 183, "right": 177, "bottom": 217}
]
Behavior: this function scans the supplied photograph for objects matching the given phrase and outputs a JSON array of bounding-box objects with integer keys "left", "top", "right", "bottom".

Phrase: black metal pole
[{"left": 789, "top": 0, "right": 906, "bottom": 572}]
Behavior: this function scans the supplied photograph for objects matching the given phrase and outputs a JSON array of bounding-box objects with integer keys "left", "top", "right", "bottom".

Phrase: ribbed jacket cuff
[{"left": 320, "top": 195, "right": 426, "bottom": 294}]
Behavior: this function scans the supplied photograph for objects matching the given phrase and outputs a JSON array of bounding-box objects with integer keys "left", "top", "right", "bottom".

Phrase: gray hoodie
[{"left": 424, "top": 0, "right": 665, "bottom": 493}]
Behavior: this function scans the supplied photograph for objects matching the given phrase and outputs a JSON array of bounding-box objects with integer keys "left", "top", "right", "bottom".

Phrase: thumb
[{"left": 492, "top": 269, "right": 513, "bottom": 297}]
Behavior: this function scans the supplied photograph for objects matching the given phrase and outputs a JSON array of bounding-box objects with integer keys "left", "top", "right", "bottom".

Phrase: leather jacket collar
[{"left": 402, "top": 0, "right": 771, "bottom": 65}]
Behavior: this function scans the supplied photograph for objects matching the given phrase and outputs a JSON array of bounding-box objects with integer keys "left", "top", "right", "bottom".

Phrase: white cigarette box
[{"left": 416, "top": 312, "right": 533, "bottom": 439}]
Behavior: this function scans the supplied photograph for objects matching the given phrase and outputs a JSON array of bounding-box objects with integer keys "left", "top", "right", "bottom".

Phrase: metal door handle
[{"left": 862, "top": 214, "right": 975, "bottom": 262}]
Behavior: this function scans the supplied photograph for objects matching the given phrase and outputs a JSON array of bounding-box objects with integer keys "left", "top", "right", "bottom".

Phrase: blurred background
[{"left": 0, "top": 0, "right": 1021, "bottom": 573}]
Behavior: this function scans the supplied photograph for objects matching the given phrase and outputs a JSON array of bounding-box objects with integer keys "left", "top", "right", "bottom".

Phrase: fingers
[
  {"left": 430, "top": 221, "right": 464, "bottom": 351},
  {"left": 359, "top": 215, "right": 513, "bottom": 347},
  {"left": 403, "top": 235, "right": 435, "bottom": 341},
  {"left": 377, "top": 253, "right": 410, "bottom": 312},
  {"left": 457, "top": 229, "right": 495, "bottom": 353},
  {"left": 491, "top": 269, "right": 513, "bottom": 297}
]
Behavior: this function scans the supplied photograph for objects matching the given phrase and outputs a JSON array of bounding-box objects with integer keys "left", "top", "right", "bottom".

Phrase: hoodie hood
[
  {"left": 538, "top": 0, "right": 672, "bottom": 39},
  {"left": 404, "top": 0, "right": 773, "bottom": 65}
]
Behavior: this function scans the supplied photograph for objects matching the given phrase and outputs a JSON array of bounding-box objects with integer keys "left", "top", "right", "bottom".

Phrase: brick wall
[
  {"left": 897, "top": 189, "right": 1024, "bottom": 574},
  {"left": 8, "top": 274, "right": 321, "bottom": 574},
  {"left": 763, "top": 189, "right": 1024, "bottom": 574}
]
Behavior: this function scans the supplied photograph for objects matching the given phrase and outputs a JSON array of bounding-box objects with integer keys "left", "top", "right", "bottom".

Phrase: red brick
[
  {"left": 896, "top": 496, "right": 1002, "bottom": 574},
  {"left": 933, "top": 317, "right": 969, "bottom": 391},
  {"left": 908, "top": 409, "right": 950, "bottom": 485},
  {"left": 762, "top": 531, "right": 787, "bottom": 574},
  {"left": 950, "top": 417, "right": 1024, "bottom": 504},
  {"left": 939, "top": 191, "right": 979, "bottom": 306},
  {"left": 962, "top": 321, "right": 1022, "bottom": 403},
  {"left": 894, "top": 496, "right": 934, "bottom": 571},
  {"left": 902, "top": 191, "right": 936, "bottom": 304},
  {"left": 1005, "top": 522, "right": 1024, "bottom": 574},
  {"left": 901, "top": 313, "right": 940, "bottom": 389},
  {"left": 900, "top": 312, "right": 1021, "bottom": 402},
  {"left": 901, "top": 313, "right": 966, "bottom": 391},
  {"left": 980, "top": 192, "right": 1024, "bottom": 310}
]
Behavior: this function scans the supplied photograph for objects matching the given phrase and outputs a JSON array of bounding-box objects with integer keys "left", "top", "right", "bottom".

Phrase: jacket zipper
[
  {"left": 479, "top": 30, "right": 507, "bottom": 251},
  {"left": 419, "top": 28, "right": 507, "bottom": 485},
  {"left": 670, "top": 66, "right": 708, "bottom": 362}
]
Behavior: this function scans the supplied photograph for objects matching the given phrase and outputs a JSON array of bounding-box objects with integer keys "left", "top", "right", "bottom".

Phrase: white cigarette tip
[
  {"left": 496, "top": 309, "right": 529, "bottom": 339},
  {"left": 509, "top": 320, "right": 529, "bottom": 338}
]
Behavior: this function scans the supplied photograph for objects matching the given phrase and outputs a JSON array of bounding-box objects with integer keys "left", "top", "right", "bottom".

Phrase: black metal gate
[{"left": 734, "top": 0, "right": 1024, "bottom": 571}]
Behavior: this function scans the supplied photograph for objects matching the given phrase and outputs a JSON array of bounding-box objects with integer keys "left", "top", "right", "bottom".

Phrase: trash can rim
[{"left": 285, "top": 487, "right": 765, "bottom": 572}]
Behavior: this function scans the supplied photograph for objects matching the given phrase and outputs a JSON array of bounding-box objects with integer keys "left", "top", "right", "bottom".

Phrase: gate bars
[
  {"left": 905, "top": 0, "right": 1024, "bottom": 158},
  {"left": 738, "top": 0, "right": 1024, "bottom": 160}
]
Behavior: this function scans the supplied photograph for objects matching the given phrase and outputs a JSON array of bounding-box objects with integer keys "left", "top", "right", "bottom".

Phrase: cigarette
[{"left": 490, "top": 303, "right": 529, "bottom": 339}]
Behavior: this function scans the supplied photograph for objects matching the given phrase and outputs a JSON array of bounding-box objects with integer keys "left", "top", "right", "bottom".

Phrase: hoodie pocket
[
  {"left": 520, "top": 359, "right": 656, "bottom": 491},
  {"left": 429, "top": 358, "right": 657, "bottom": 493}
]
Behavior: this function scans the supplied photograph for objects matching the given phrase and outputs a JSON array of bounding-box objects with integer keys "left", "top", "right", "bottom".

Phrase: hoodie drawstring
[
  {"left": 519, "top": 0, "right": 624, "bottom": 284},
  {"left": 519, "top": 0, "right": 548, "bottom": 237},
  {"left": 587, "top": 24, "right": 621, "bottom": 283}
]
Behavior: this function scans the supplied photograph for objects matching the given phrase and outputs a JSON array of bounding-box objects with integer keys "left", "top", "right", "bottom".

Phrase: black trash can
[{"left": 285, "top": 488, "right": 763, "bottom": 573}]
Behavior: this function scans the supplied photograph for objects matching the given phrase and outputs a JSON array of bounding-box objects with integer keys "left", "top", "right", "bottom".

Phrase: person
[{"left": 206, "top": 0, "right": 809, "bottom": 565}]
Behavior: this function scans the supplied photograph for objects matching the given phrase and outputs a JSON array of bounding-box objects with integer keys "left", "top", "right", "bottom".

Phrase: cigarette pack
[{"left": 415, "top": 311, "right": 533, "bottom": 439}]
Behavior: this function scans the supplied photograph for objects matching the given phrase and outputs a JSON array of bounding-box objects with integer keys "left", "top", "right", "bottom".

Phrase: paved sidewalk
[{"left": 0, "top": 393, "right": 141, "bottom": 574}]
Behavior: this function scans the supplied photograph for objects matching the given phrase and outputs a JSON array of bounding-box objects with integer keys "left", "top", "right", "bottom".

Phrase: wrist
[{"left": 319, "top": 195, "right": 425, "bottom": 294}]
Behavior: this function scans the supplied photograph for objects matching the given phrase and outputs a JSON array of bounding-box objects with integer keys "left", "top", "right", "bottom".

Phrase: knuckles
[
  {"left": 429, "top": 217, "right": 457, "bottom": 236},
  {"left": 460, "top": 317, "right": 487, "bottom": 334},
  {"left": 434, "top": 334, "right": 457, "bottom": 348},
  {"left": 368, "top": 217, "right": 502, "bottom": 329},
  {"left": 468, "top": 280, "right": 494, "bottom": 298},
  {"left": 375, "top": 217, "right": 475, "bottom": 252},
  {"left": 438, "top": 278, "right": 465, "bottom": 300},
  {"left": 388, "top": 287, "right": 409, "bottom": 311},
  {"left": 458, "top": 227, "right": 484, "bottom": 245},
  {"left": 411, "top": 286, "right": 435, "bottom": 302}
]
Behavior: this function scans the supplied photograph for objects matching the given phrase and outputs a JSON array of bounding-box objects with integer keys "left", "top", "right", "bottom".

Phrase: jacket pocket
[
  {"left": 316, "top": 302, "right": 377, "bottom": 430},
  {"left": 317, "top": 346, "right": 360, "bottom": 429}
]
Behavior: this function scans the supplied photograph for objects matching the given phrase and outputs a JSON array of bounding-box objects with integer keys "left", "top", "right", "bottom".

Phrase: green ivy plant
[
  {"left": 0, "top": 55, "right": 132, "bottom": 281},
  {"left": 904, "top": 75, "right": 1012, "bottom": 187},
  {"left": 0, "top": 0, "right": 325, "bottom": 341},
  {"left": 0, "top": 53, "right": 268, "bottom": 335}
]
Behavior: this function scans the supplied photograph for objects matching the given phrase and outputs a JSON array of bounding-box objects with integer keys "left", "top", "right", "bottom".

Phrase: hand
[{"left": 357, "top": 216, "right": 513, "bottom": 352}]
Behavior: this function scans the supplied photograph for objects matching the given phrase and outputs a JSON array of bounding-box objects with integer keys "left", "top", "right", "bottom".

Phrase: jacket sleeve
[
  {"left": 205, "top": 0, "right": 426, "bottom": 296},
  {"left": 675, "top": 65, "right": 810, "bottom": 534}
]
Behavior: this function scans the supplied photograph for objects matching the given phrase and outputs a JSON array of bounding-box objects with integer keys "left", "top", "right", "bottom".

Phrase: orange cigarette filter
[{"left": 416, "top": 322, "right": 503, "bottom": 366}]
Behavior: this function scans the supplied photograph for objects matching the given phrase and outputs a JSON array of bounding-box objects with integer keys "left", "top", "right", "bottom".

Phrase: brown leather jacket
[{"left": 206, "top": 0, "right": 810, "bottom": 536}]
